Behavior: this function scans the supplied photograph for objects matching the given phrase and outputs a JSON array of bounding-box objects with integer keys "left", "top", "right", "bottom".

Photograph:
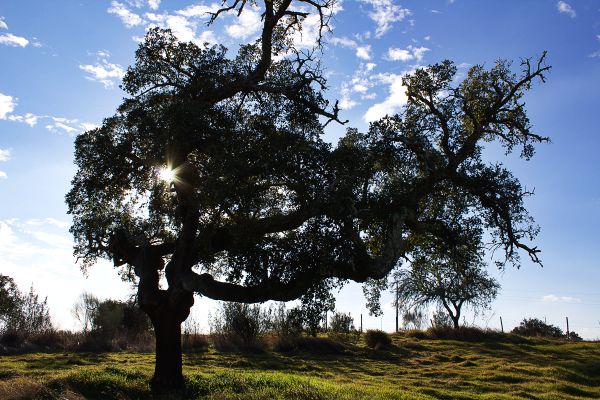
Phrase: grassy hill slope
[{"left": 0, "top": 333, "right": 599, "bottom": 399}]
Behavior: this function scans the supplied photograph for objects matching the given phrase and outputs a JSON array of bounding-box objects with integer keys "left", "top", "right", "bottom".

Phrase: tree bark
[{"left": 151, "top": 311, "right": 184, "bottom": 391}]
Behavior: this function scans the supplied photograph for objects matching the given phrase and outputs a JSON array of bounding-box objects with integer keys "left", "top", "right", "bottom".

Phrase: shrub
[
  {"left": 0, "top": 276, "right": 52, "bottom": 336},
  {"left": 329, "top": 312, "right": 354, "bottom": 334},
  {"left": 268, "top": 304, "right": 304, "bottom": 337},
  {"left": 210, "top": 302, "right": 270, "bottom": 350},
  {"left": 427, "top": 326, "right": 505, "bottom": 342},
  {"left": 404, "top": 329, "right": 428, "bottom": 339},
  {"left": 512, "top": 318, "right": 564, "bottom": 338},
  {"left": 430, "top": 309, "right": 453, "bottom": 329},
  {"left": 365, "top": 329, "right": 392, "bottom": 349},
  {"left": 568, "top": 331, "right": 583, "bottom": 341},
  {"left": 182, "top": 334, "right": 209, "bottom": 353}
]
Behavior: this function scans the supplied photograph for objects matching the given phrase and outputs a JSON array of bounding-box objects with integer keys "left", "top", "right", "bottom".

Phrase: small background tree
[{"left": 395, "top": 211, "right": 500, "bottom": 329}]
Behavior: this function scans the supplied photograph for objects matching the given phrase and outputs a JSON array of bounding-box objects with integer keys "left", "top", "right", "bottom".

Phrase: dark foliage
[
  {"left": 210, "top": 302, "right": 269, "bottom": 349},
  {"left": 329, "top": 312, "right": 355, "bottom": 334},
  {"left": 0, "top": 275, "right": 53, "bottom": 337},
  {"left": 364, "top": 329, "right": 392, "bottom": 349},
  {"left": 512, "top": 318, "right": 564, "bottom": 338}
]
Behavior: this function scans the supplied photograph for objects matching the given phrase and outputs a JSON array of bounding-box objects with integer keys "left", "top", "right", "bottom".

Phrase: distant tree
[
  {"left": 0, "top": 276, "right": 52, "bottom": 335},
  {"left": 0, "top": 275, "right": 21, "bottom": 333},
  {"left": 512, "top": 318, "right": 564, "bottom": 338},
  {"left": 88, "top": 298, "right": 151, "bottom": 341},
  {"left": 67, "top": 0, "right": 548, "bottom": 389},
  {"left": 92, "top": 299, "right": 125, "bottom": 339},
  {"left": 210, "top": 302, "right": 266, "bottom": 346},
  {"left": 298, "top": 283, "right": 335, "bottom": 336},
  {"left": 72, "top": 292, "right": 99, "bottom": 333},
  {"left": 394, "top": 206, "right": 500, "bottom": 329},
  {"left": 329, "top": 312, "right": 355, "bottom": 334}
]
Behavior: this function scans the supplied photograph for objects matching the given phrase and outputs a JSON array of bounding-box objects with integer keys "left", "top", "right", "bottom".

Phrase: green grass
[{"left": 1, "top": 334, "right": 599, "bottom": 399}]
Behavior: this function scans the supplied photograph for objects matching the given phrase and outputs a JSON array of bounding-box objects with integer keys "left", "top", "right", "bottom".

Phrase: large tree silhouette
[{"left": 67, "top": 0, "right": 549, "bottom": 390}]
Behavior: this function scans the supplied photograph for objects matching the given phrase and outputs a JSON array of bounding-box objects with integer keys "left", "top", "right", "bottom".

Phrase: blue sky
[{"left": 1, "top": 0, "right": 599, "bottom": 338}]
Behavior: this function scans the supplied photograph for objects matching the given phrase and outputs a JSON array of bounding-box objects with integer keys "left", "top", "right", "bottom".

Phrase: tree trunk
[
  {"left": 151, "top": 311, "right": 184, "bottom": 391},
  {"left": 451, "top": 315, "right": 460, "bottom": 329}
]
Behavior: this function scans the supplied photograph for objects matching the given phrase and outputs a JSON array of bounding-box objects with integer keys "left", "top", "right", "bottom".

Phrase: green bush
[
  {"left": 364, "top": 329, "right": 392, "bottom": 349},
  {"left": 210, "top": 302, "right": 270, "bottom": 350},
  {"left": 329, "top": 312, "right": 354, "bottom": 334},
  {"left": 512, "top": 318, "right": 563, "bottom": 338},
  {"left": 268, "top": 304, "right": 304, "bottom": 337}
]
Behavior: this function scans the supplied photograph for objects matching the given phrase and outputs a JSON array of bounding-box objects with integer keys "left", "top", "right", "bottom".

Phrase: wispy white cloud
[
  {"left": 360, "top": 0, "right": 411, "bottom": 38},
  {"left": 176, "top": 3, "right": 220, "bottom": 18},
  {"left": 0, "top": 147, "right": 8, "bottom": 180},
  {"left": 386, "top": 45, "right": 429, "bottom": 62},
  {"left": 0, "top": 17, "right": 7, "bottom": 30},
  {"left": 8, "top": 113, "right": 39, "bottom": 127},
  {"left": 79, "top": 51, "right": 125, "bottom": 88},
  {"left": 1, "top": 92, "right": 93, "bottom": 135},
  {"left": 330, "top": 36, "right": 371, "bottom": 60},
  {"left": 355, "top": 45, "right": 371, "bottom": 60},
  {"left": 146, "top": 11, "right": 217, "bottom": 45},
  {"left": 338, "top": 62, "right": 378, "bottom": 110},
  {"left": 25, "top": 218, "right": 70, "bottom": 230},
  {"left": 108, "top": 1, "right": 145, "bottom": 27},
  {"left": 0, "top": 148, "right": 10, "bottom": 162},
  {"left": 147, "top": 0, "right": 160, "bottom": 10},
  {"left": 542, "top": 294, "right": 581, "bottom": 303},
  {"left": 45, "top": 117, "right": 80, "bottom": 135},
  {"left": 557, "top": 1, "right": 576, "bottom": 18},
  {"left": 0, "top": 92, "right": 16, "bottom": 119},
  {"left": 0, "top": 32, "right": 29, "bottom": 47},
  {"left": 364, "top": 72, "right": 409, "bottom": 122},
  {"left": 225, "top": 5, "right": 262, "bottom": 39}
]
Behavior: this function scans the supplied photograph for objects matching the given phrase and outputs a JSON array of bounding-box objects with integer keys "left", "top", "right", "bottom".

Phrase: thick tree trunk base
[{"left": 149, "top": 307, "right": 187, "bottom": 392}]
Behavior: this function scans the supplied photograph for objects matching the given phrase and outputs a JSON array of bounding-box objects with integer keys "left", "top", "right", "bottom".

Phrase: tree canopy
[{"left": 66, "top": 0, "right": 549, "bottom": 389}]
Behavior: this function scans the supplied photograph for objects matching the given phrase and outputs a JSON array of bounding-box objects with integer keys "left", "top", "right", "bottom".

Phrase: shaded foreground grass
[{"left": 1, "top": 334, "right": 599, "bottom": 399}]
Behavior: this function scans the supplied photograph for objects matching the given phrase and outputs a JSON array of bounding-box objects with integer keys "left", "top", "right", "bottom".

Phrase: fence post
[
  {"left": 360, "top": 314, "right": 363, "bottom": 333},
  {"left": 500, "top": 316, "right": 504, "bottom": 333},
  {"left": 566, "top": 316, "right": 570, "bottom": 340}
]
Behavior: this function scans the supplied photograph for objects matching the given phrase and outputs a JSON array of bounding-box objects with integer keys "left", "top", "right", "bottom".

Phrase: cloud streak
[
  {"left": 386, "top": 45, "right": 429, "bottom": 62},
  {"left": 0, "top": 33, "right": 29, "bottom": 47},
  {"left": 79, "top": 51, "right": 126, "bottom": 88},
  {"left": 542, "top": 294, "right": 581, "bottom": 303},
  {"left": 361, "top": 0, "right": 411, "bottom": 38},
  {"left": 0, "top": 92, "right": 16, "bottom": 119},
  {"left": 108, "top": 1, "right": 145, "bottom": 27},
  {"left": 556, "top": 1, "right": 576, "bottom": 18}
]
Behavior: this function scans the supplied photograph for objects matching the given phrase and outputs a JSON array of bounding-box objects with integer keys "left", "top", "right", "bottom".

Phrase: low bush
[
  {"left": 210, "top": 302, "right": 270, "bottom": 349},
  {"left": 512, "top": 318, "right": 564, "bottom": 339},
  {"left": 182, "top": 333, "right": 209, "bottom": 353},
  {"left": 404, "top": 329, "right": 428, "bottom": 339},
  {"left": 329, "top": 312, "right": 354, "bottom": 334},
  {"left": 426, "top": 326, "right": 504, "bottom": 341},
  {"left": 364, "top": 329, "right": 392, "bottom": 349}
]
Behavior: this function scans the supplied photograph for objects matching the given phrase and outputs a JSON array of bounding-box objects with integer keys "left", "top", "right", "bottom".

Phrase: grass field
[{"left": 1, "top": 333, "right": 599, "bottom": 400}]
